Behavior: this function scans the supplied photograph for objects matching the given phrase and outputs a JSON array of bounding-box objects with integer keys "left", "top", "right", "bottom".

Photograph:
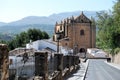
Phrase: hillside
[
  {"left": 0, "top": 24, "right": 54, "bottom": 36},
  {"left": 0, "top": 22, "right": 6, "bottom": 26}
]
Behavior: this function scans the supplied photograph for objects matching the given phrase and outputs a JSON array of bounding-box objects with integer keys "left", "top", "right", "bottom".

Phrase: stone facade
[{"left": 53, "top": 12, "right": 96, "bottom": 53}]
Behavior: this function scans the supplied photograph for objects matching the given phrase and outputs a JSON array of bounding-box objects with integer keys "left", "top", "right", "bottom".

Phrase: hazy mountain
[
  {"left": 0, "top": 11, "right": 98, "bottom": 36},
  {"left": 49, "top": 11, "right": 97, "bottom": 23},
  {"left": 1, "top": 11, "right": 97, "bottom": 26},
  {"left": 0, "top": 22, "right": 6, "bottom": 26},
  {"left": 8, "top": 16, "right": 55, "bottom": 26}
]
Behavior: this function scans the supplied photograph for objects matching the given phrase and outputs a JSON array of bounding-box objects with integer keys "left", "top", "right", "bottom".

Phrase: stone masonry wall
[
  {"left": 0, "top": 44, "right": 9, "bottom": 80},
  {"left": 114, "top": 52, "right": 120, "bottom": 64}
]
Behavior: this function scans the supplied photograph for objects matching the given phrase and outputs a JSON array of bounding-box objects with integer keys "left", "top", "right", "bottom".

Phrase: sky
[{"left": 0, "top": 0, "right": 115, "bottom": 23}]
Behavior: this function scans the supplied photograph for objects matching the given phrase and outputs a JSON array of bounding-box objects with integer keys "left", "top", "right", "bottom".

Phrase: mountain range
[
  {"left": 0, "top": 22, "right": 6, "bottom": 26},
  {"left": 0, "top": 11, "right": 98, "bottom": 36}
]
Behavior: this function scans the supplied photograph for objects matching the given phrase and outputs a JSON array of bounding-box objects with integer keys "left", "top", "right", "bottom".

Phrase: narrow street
[{"left": 85, "top": 59, "right": 120, "bottom": 80}]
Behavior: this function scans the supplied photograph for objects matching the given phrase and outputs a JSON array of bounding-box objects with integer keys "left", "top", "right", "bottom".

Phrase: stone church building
[{"left": 53, "top": 12, "right": 96, "bottom": 53}]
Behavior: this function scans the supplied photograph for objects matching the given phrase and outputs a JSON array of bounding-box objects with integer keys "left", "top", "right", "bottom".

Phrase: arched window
[{"left": 80, "top": 30, "right": 84, "bottom": 35}]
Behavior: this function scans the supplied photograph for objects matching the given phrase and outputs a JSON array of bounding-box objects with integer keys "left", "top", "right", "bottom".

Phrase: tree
[
  {"left": 113, "top": 0, "right": 120, "bottom": 25},
  {"left": 42, "top": 31, "right": 49, "bottom": 39},
  {"left": 96, "top": 0, "right": 120, "bottom": 62},
  {"left": 96, "top": 11, "right": 114, "bottom": 49},
  {"left": 27, "top": 28, "right": 43, "bottom": 41},
  {"left": 7, "top": 28, "right": 50, "bottom": 50}
]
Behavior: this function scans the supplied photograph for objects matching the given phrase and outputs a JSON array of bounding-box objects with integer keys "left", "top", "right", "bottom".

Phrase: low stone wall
[
  {"left": 49, "top": 71, "right": 62, "bottom": 80},
  {"left": 114, "top": 52, "right": 120, "bottom": 64},
  {"left": 108, "top": 52, "right": 120, "bottom": 64},
  {"left": 48, "top": 54, "right": 80, "bottom": 80},
  {"left": 8, "top": 51, "right": 80, "bottom": 80}
]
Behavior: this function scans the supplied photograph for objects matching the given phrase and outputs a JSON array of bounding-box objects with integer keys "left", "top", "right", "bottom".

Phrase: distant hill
[
  {"left": 49, "top": 11, "right": 97, "bottom": 23},
  {"left": 0, "top": 24, "right": 54, "bottom": 36},
  {"left": 0, "top": 34, "right": 13, "bottom": 41},
  {"left": 7, "top": 11, "right": 97, "bottom": 25},
  {"left": 0, "top": 11, "right": 98, "bottom": 36},
  {"left": 0, "top": 22, "right": 6, "bottom": 26}
]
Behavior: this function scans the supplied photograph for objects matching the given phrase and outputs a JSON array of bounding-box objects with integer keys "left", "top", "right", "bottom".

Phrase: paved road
[{"left": 85, "top": 59, "right": 120, "bottom": 80}]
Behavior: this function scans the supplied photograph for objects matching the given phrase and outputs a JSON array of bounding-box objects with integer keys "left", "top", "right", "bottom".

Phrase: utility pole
[{"left": 56, "top": 32, "right": 61, "bottom": 53}]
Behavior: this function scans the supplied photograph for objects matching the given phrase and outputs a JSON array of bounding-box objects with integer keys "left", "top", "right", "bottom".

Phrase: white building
[
  {"left": 26, "top": 39, "right": 73, "bottom": 55},
  {"left": 87, "top": 48, "right": 107, "bottom": 57},
  {"left": 26, "top": 40, "right": 57, "bottom": 51}
]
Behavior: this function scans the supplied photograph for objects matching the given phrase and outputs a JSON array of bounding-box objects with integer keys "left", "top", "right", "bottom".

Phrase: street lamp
[
  {"left": 56, "top": 32, "right": 61, "bottom": 53},
  {"left": 64, "top": 37, "right": 69, "bottom": 54},
  {"left": 73, "top": 44, "right": 78, "bottom": 55}
]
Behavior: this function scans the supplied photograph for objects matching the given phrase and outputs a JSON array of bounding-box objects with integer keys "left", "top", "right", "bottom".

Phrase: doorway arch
[
  {"left": 79, "top": 48, "right": 86, "bottom": 58},
  {"left": 79, "top": 48, "right": 86, "bottom": 53}
]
